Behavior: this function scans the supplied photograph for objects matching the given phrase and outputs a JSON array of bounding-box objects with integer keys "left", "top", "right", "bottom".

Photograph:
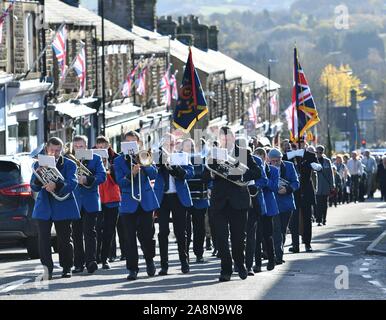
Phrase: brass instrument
[
  {"left": 205, "top": 148, "right": 250, "bottom": 187},
  {"left": 129, "top": 149, "right": 153, "bottom": 202},
  {"left": 64, "top": 143, "right": 93, "bottom": 188},
  {"left": 30, "top": 145, "right": 70, "bottom": 201}
]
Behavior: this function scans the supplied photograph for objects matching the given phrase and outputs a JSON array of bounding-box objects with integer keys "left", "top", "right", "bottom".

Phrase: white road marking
[
  {"left": 362, "top": 262, "right": 370, "bottom": 266},
  {"left": 362, "top": 275, "right": 372, "bottom": 279},
  {"left": 368, "top": 280, "right": 383, "bottom": 288},
  {"left": 360, "top": 268, "right": 369, "bottom": 272},
  {"left": 0, "top": 278, "right": 30, "bottom": 293},
  {"left": 320, "top": 241, "right": 354, "bottom": 256}
]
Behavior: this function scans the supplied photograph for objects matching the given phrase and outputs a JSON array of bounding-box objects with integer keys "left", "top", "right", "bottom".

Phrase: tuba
[{"left": 30, "top": 145, "right": 71, "bottom": 201}]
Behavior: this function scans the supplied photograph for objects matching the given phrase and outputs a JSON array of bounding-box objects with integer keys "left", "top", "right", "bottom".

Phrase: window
[{"left": 24, "top": 12, "right": 37, "bottom": 72}]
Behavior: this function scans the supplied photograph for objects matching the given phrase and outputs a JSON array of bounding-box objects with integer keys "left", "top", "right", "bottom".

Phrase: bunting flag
[
  {"left": 248, "top": 97, "right": 260, "bottom": 126},
  {"left": 136, "top": 65, "right": 147, "bottom": 96},
  {"left": 284, "top": 104, "right": 293, "bottom": 133},
  {"left": 160, "top": 66, "right": 172, "bottom": 107},
  {"left": 170, "top": 71, "right": 179, "bottom": 101},
  {"left": 0, "top": 0, "right": 15, "bottom": 44},
  {"left": 52, "top": 25, "right": 68, "bottom": 79},
  {"left": 73, "top": 43, "right": 86, "bottom": 98},
  {"left": 172, "top": 48, "right": 208, "bottom": 132},
  {"left": 269, "top": 92, "right": 279, "bottom": 116},
  {"left": 121, "top": 64, "right": 139, "bottom": 97},
  {"left": 291, "top": 47, "right": 320, "bottom": 142}
]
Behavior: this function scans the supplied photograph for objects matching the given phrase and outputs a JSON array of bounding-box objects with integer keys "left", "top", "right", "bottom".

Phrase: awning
[
  {"left": 105, "top": 118, "right": 141, "bottom": 139},
  {"left": 54, "top": 102, "right": 96, "bottom": 118}
]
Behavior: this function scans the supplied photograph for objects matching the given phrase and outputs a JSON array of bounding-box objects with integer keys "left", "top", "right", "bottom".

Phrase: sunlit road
[{"left": 1, "top": 199, "right": 386, "bottom": 300}]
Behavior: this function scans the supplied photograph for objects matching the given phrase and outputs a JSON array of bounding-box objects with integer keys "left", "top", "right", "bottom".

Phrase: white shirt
[
  {"left": 347, "top": 159, "right": 364, "bottom": 176},
  {"left": 165, "top": 174, "right": 177, "bottom": 194},
  {"left": 361, "top": 156, "right": 377, "bottom": 174}
]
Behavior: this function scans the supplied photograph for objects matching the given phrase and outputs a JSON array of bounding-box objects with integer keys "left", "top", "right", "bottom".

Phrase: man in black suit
[
  {"left": 377, "top": 156, "right": 386, "bottom": 201},
  {"left": 205, "top": 127, "right": 261, "bottom": 281}
]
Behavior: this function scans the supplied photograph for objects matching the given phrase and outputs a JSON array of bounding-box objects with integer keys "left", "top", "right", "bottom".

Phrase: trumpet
[
  {"left": 205, "top": 148, "right": 250, "bottom": 187},
  {"left": 64, "top": 143, "right": 93, "bottom": 188},
  {"left": 31, "top": 163, "right": 71, "bottom": 201},
  {"left": 129, "top": 149, "right": 153, "bottom": 202}
]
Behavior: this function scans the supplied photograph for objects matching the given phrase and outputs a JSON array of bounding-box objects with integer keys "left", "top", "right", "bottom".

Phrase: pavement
[{"left": 1, "top": 198, "right": 386, "bottom": 300}]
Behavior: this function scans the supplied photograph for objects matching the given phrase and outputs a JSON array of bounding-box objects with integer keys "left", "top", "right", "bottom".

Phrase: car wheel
[{"left": 26, "top": 237, "right": 40, "bottom": 259}]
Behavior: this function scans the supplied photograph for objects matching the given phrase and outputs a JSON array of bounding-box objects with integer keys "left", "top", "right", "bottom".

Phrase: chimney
[
  {"left": 134, "top": 0, "right": 157, "bottom": 31},
  {"left": 208, "top": 25, "right": 219, "bottom": 51},
  {"left": 177, "top": 15, "right": 209, "bottom": 51},
  {"left": 61, "top": 0, "right": 79, "bottom": 7},
  {"left": 99, "top": 0, "right": 134, "bottom": 31},
  {"left": 157, "top": 16, "right": 177, "bottom": 39}
]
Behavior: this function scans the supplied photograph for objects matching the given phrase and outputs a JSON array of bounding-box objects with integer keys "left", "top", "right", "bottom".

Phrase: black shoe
[
  {"left": 181, "top": 261, "right": 190, "bottom": 274},
  {"left": 211, "top": 249, "right": 218, "bottom": 257},
  {"left": 120, "top": 256, "right": 126, "bottom": 261},
  {"left": 275, "top": 259, "right": 285, "bottom": 265},
  {"left": 247, "top": 269, "right": 254, "bottom": 276},
  {"left": 267, "top": 261, "right": 275, "bottom": 271},
  {"left": 72, "top": 266, "right": 84, "bottom": 274},
  {"left": 108, "top": 257, "right": 116, "bottom": 263},
  {"left": 61, "top": 269, "right": 72, "bottom": 278},
  {"left": 234, "top": 265, "right": 239, "bottom": 273},
  {"left": 196, "top": 256, "right": 205, "bottom": 263},
  {"left": 219, "top": 274, "right": 231, "bottom": 282},
  {"left": 87, "top": 261, "right": 98, "bottom": 274},
  {"left": 305, "top": 245, "right": 313, "bottom": 252},
  {"left": 102, "top": 262, "right": 111, "bottom": 270},
  {"left": 127, "top": 270, "right": 137, "bottom": 281},
  {"left": 206, "top": 238, "right": 212, "bottom": 251},
  {"left": 238, "top": 266, "right": 248, "bottom": 280},
  {"left": 323, "top": 221, "right": 326, "bottom": 225},
  {"left": 289, "top": 246, "right": 299, "bottom": 253},
  {"left": 146, "top": 259, "right": 156, "bottom": 277},
  {"left": 253, "top": 265, "right": 261, "bottom": 273},
  {"left": 317, "top": 223, "right": 322, "bottom": 226},
  {"left": 158, "top": 268, "right": 168, "bottom": 276}
]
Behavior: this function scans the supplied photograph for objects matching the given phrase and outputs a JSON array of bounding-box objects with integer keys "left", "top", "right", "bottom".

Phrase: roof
[
  {"left": 54, "top": 101, "right": 96, "bottom": 118},
  {"left": 132, "top": 25, "right": 224, "bottom": 75},
  {"left": 45, "top": 0, "right": 166, "bottom": 54},
  {"left": 207, "top": 50, "right": 280, "bottom": 89}
]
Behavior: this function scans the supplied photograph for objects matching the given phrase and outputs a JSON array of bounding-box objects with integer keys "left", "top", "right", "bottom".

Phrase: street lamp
[{"left": 266, "top": 58, "right": 278, "bottom": 140}]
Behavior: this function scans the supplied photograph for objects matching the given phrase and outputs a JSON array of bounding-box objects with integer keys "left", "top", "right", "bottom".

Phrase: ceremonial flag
[
  {"left": 0, "top": 0, "right": 15, "bottom": 44},
  {"left": 291, "top": 47, "right": 320, "bottom": 142},
  {"left": 52, "top": 25, "right": 68, "bottom": 79},
  {"left": 73, "top": 43, "right": 86, "bottom": 98},
  {"left": 284, "top": 104, "right": 293, "bottom": 132},
  {"left": 172, "top": 48, "right": 208, "bottom": 132}
]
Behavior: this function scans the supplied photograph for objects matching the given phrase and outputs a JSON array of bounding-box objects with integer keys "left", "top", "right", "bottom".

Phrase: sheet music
[
  {"left": 75, "top": 149, "right": 93, "bottom": 161},
  {"left": 93, "top": 149, "right": 109, "bottom": 159},
  {"left": 121, "top": 141, "right": 139, "bottom": 155},
  {"left": 38, "top": 154, "right": 56, "bottom": 168},
  {"left": 211, "top": 147, "right": 228, "bottom": 162},
  {"left": 170, "top": 152, "right": 189, "bottom": 166}
]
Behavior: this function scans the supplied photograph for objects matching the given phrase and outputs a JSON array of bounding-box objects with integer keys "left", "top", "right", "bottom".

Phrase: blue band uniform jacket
[
  {"left": 275, "top": 160, "right": 300, "bottom": 213},
  {"left": 30, "top": 156, "right": 80, "bottom": 221},
  {"left": 251, "top": 155, "right": 268, "bottom": 216}
]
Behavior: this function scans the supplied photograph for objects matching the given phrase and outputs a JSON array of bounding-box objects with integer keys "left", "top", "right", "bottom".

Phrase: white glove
[
  {"left": 311, "top": 162, "right": 322, "bottom": 171},
  {"left": 287, "top": 149, "right": 305, "bottom": 160}
]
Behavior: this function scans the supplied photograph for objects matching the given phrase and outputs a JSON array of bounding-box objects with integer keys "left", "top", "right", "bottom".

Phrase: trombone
[{"left": 130, "top": 149, "right": 153, "bottom": 202}]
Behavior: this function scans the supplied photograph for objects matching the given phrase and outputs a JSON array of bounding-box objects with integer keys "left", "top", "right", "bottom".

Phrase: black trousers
[
  {"left": 73, "top": 209, "right": 98, "bottom": 268},
  {"left": 246, "top": 200, "right": 263, "bottom": 270},
  {"left": 213, "top": 201, "right": 247, "bottom": 276},
  {"left": 96, "top": 205, "right": 119, "bottom": 264},
  {"left": 350, "top": 175, "right": 360, "bottom": 202},
  {"left": 290, "top": 202, "right": 313, "bottom": 247},
  {"left": 208, "top": 207, "right": 217, "bottom": 251},
  {"left": 121, "top": 207, "right": 155, "bottom": 272},
  {"left": 255, "top": 215, "right": 274, "bottom": 267},
  {"left": 110, "top": 215, "right": 127, "bottom": 259},
  {"left": 316, "top": 195, "right": 329, "bottom": 224},
  {"left": 158, "top": 193, "right": 188, "bottom": 269},
  {"left": 186, "top": 207, "right": 207, "bottom": 258},
  {"left": 37, "top": 219, "right": 73, "bottom": 273},
  {"left": 273, "top": 211, "right": 292, "bottom": 261}
]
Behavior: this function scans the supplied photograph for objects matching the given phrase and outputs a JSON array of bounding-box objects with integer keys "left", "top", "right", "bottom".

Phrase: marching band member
[
  {"left": 205, "top": 127, "right": 262, "bottom": 281},
  {"left": 244, "top": 145, "right": 269, "bottom": 275},
  {"left": 268, "top": 148, "right": 300, "bottom": 264},
  {"left": 114, "top": 131, "right": 159, "bottom": 281},
  {"left": 154, "top": 133, "right": 194, "bottom": 276},
  {"left": 30, "top": 137, "right": 80, "bottom": 279},
  {"left": 182, "top": 138, "right": 210, "bottom": 264},
  {"left": 71, "top": 135, "right": 106, "bottom": 274},
  {"left": 94, "top": 136, "right": 121, "bottom": 270}
]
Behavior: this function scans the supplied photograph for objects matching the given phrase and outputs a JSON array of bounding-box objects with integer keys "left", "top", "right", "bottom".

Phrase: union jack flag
[
  {"left": 136, "top": 66, "right": 147, "bottom": 96},
  {"left": 73, "top": 43, "right": 86, "bottom": 98},
  {"left": 0, "top": 0, "right": 15, "bottom": 44},
  {"left": 170, "top": 71, "right": 179, "bottom": 101},
  {"left": 52, "top": 25, "right": 68, "bottom": 79},
  {"left": 160, "top": 66, "right": 171, "bottom": 107},
  {"left": 291, "top": 47, "right": 320, "bottom": 142},
  {"left": 121, "top": 66, "right": 138, "bottom": 97}
]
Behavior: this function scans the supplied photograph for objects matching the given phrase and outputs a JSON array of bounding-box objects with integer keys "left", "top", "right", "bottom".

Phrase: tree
[{"left": 320, "top": 64, "right": 366, "bottom": 107}]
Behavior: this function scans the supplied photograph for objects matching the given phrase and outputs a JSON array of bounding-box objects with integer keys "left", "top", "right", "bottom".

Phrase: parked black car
[{"left": 0, "top": 153, "right": 56, "bottom": 259}]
